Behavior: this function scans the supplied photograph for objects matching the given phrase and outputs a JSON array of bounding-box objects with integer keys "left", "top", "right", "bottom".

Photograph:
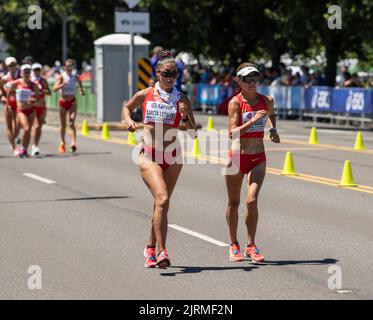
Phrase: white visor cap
[
  {"left": 21, "top": 64, "right": 32, "bottom": 71},
  {"left": 32, "top": 63, "right": 42, "bottom": 70},
  {"left": 237, "top": 66, "right": 259, "bottom": 77},
  {"left": 5, "top": 57, "right": 17, "bottom": 66}
]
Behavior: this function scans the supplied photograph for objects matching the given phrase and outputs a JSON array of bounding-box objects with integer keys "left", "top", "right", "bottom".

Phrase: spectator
[
  {"left": 315, "top": 71, "right": 327, "bottom": 86},
  {"left": 344, "top": 73, "right": 363, "bottom": 87},
  {"left": 300, "top": 65, "right": 309, "bottom": 86},
  {"left": 149, "top": 46, "right": 163, "bottom": 87},
  {"left": 291, "top": 72, "right": 302, "bottom": 86}
]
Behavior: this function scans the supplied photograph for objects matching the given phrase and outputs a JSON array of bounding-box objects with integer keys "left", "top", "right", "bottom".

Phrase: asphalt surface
[{"left": 0, "top": 112, "right": 373, "bottom": 300}]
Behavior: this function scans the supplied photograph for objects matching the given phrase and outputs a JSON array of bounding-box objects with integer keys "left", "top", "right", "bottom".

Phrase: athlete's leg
[
  {"left": 59, "top": 107, "right": 67, "bottom": 145},
  {"left": 245, "top": 161, "right": 266, "bottom": 245},
  {"left": 225, "top": 171, "right": 244, "bottom": 244},
  {"left": 68, "top": 104, "right": 77, "bottom": 147},
  {"left": 12, "top": 110, "right": 20, "bottom": 141},
  {"left": 18, "top": 112, "right": 34, "bottom": 149},
  {"left": 33, "top": 109, "right": 46, "bottom": 146},
  {"left": 4, "top": 106, "right": 16, "bottom": 150},
  {"left": 147, "top": 161, "right": 183, "bottom": 249}
]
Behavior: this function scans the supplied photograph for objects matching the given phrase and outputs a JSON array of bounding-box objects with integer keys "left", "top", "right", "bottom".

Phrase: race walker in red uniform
[
  {"left": 31, "top": 63, "right": 51, "bottom": 156},
  {"left": 0, "top": 57, "right": 21, "bottom": 154},
  {"left": 123, "top": 50, "right": 197, "bottom": 269},
  {"left": 53, "top": 59, "right": 85, "bottom": 153},
  {"left": 225, "top": 62, "right": 280, "bottom": 263},
  {"left": 7, "top": 64, "right": 39, "bottom": 158}
]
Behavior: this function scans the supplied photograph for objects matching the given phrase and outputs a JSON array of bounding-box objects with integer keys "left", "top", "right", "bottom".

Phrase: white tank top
[{"left": 61, "top": 71, "right": 77, "bottom": 96}]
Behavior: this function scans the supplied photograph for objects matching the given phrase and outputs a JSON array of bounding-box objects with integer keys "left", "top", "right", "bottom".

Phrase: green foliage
[{"left": 0, "top": 0, "right": 372, "bottom": 82}]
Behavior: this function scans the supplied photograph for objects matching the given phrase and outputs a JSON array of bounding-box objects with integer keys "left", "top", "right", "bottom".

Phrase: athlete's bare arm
[
  {"left": 7, "top": 82, "right": 16, "bottom": 98},
  {"left": 265, "top": 95, "right": 280, "bottom": 143},
  {"left": 53, "top": 75, "right": 64, "bottom": 92},
  {"left": 122, "top": 89, "right": 147, "bottom": 132},
  {"left": 0, "top": 78, "right": 6, "bottom": 102},
  {"left": 179, "top": 94, "right": 198, "bottom": 138},
  {"left": 41, "top": 78, "right": 51, "bottom": 95},
  {"left": 77, "top": 76, "right": 85, "bottom": 96}
]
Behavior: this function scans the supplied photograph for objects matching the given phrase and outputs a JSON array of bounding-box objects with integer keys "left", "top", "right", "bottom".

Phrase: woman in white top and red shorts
[
  {"left": 123, "top": 50, "right": 197, "bottom": 269},
  {"left": 53, "top": 59, "right": 85, "bottom": 153}
]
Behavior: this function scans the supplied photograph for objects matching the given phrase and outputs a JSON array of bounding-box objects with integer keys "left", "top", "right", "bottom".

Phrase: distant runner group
[{"left": 0, "top": 57, "right": 84, "bottom": 157}]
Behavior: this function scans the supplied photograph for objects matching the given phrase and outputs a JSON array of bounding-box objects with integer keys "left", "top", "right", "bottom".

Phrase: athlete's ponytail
[{"left": 157, "top": 50, "right": 177, "bottom": 70}]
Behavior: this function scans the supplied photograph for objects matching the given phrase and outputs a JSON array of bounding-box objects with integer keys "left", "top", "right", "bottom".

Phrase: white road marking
[
  {"left": 23, "top": 173, "right": 56, "bottom": 184},
  {"left": 168, "top": 224, "right": 229, "bottom": 247}
]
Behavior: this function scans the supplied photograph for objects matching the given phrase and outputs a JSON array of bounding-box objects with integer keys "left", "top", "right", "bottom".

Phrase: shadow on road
[
  {"left": 41, "top": 152, "right": 112, "bottom": 158},
  {"left": 160, "top": 265, "right": 259, "bottom": 276},
  {"left": 257, "top": 258, "right": 338, "bottom": 266},
  {"left": 0, "top": 196, "right": 130, "bottom": 204},
  {"left": 160, "top": 258, "right": 338, "bottom": 276}
]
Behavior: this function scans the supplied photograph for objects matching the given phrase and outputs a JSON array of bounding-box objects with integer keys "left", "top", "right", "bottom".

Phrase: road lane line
[
  {"left": 23, "top": 173, "right": 56, "bottom": 184},
  {"left": 168, "top": 224, "right": 229, "bottom": 247}
]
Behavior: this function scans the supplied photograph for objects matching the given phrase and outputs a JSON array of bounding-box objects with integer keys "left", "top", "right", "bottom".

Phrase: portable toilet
[{"left": 94, "top": 33, "right": 150, "bottom": 122}]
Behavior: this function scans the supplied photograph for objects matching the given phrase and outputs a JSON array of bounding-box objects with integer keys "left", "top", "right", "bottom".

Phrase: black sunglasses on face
[
  {"left": 160, "top": 70, "right": 178, "bottom": 78},
  {"left": 23, "top": 70, "right": 31, "bottom": 74},
  {"left": 240, "top": 75, "right": 259, "bottom": 84}
]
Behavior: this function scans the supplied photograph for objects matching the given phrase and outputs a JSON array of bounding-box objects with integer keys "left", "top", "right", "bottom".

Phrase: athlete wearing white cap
[
  {"left": 7, "top": 64, "right": 39, "bottom": 157},
  {"left": 0, "top": 57, "right": 21, "bottom": 154},
  {"left": 31, "top": 63, "right": 50, "bottom": 156}
]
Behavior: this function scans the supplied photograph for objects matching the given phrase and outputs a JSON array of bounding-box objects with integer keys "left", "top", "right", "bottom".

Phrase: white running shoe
[
  {"left": 14, "top": 147, "right": 22, "bottom": 157},
  {"left": 31, "top": 145, "right": 40, "bottom": 156}
]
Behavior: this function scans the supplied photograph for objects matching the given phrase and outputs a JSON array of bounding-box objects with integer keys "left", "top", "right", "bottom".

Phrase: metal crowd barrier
[
  {"left": 45, "top": 80, "right": 96, "bottom": 115},
  {"left": 185, "top": 84, "right": 373, "bottom": 129}
]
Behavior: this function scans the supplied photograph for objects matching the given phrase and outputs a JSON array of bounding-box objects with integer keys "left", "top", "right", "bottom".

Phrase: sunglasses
[
  {"left": 240, "top": 75, "right": 259, "bottom": 84},
  {"left": 33, "top": 68, "right": 41, "bottom": 72},
  {"left": 160, "top": 70, "right": 178, "bottom": 78},
  {"left": 23, "top": 70, "right": 31, "bottom": 74}
]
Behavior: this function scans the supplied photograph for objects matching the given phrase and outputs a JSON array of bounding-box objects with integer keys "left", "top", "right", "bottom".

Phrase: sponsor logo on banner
[
  {"left": 346, "top": 91, "right": 364, "bottom": 112},
  {"left": 311, "top": 89, "right": 330, "bottom": 110}
]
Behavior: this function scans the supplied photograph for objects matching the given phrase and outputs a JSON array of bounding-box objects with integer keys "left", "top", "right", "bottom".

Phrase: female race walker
[
  {"left": 31, "top": 63, "right": 51, "bottom": 156},
  {"left": 225, "top": 62, "right": 280, "bottom": 263},
  {"left": 123, "top": 50, "right": 197, "bottom": 269},
  {"left": 0, "top": 57, "right": 21, "bottom": 155},
  {"left": 8, "top": 64, "right": 39, "bottom": 158},
  {"left": 53, "top": 59, "right": 85, "bottom": 153}
]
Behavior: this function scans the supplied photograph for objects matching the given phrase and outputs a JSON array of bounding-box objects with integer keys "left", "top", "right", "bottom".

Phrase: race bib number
[
  {"left": 62, "top": 83, "right": 76, "bottom": 95},
  {"left": 144, "top": 101, "right": 177, "bottom": 125},
  {"left": 242, "top": 111, "right": 268, "bottom": 133},
  {"left": 16, "top": 88, "right": 33, "bottom": 102}
]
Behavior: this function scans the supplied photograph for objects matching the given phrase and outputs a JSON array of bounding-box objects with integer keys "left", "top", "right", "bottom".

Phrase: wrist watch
[{"left": 269, "top": 127, "right": 277, "bottom": 134}]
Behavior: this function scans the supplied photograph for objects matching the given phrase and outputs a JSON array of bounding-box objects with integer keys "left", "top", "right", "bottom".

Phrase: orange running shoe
[
  {"left": 244, "top": 244, "right": 265, "bottom": 263},
  {"left": 58, "top": 142, "right": 65, "bottom": 154},
  {"left": 157, "top": 249, "right": 171, "bottom": 269},
  {"left": 143, "top": 246, "right": 157, "bottom": 268},
  {"left": 229, "top": 243, "right": 244, "bottom": 262}
]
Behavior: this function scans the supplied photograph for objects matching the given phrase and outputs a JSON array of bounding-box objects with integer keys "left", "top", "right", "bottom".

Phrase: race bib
[
  {"left": 242, "top": 111, "right": 268, "bottom": 133},
  {"left": 62, "top": 82, "right": 76, "bottom": 95},
  {"left": 16, "top": 88, "right": 33, "bottom": 102},
  {"left": 144, "top": 101, "right": 177, "bottom": 125}
]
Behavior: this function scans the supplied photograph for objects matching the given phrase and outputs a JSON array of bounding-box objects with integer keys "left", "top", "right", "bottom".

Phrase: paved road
[{"left": 0, "top": 113, "right": 372, "bottom": 299}]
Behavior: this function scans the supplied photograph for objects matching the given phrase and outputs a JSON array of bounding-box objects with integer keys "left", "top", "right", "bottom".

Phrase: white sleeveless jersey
[{"left": 60, "top": 71, "right": 77, "bottom": 96}]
